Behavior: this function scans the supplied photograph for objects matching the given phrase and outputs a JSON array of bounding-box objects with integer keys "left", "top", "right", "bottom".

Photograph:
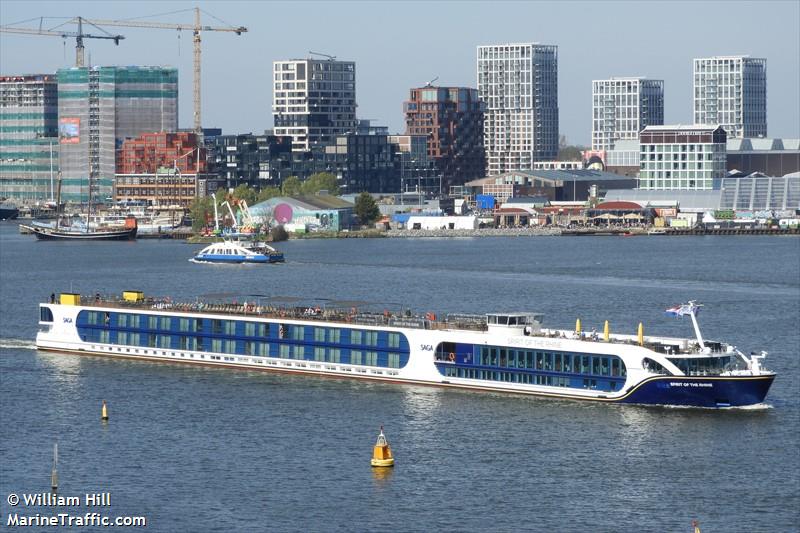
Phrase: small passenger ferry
[
  {"left": 191, "top": 240, "right": 283, "bottom": 264},
  {"left": 35, "top": 293, "right": 775, "bottom": 408}
]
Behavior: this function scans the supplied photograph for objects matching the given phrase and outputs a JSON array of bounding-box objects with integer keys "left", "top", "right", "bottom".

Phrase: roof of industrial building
[
  {"left": 602, "top": 189, "right": 721, "bottom": 211},
  {"left": 250, "top": 194, "right": 353, "bottom": 214},
  {"left": 465, "top": 169, "right": 636, "bottom": 186}
]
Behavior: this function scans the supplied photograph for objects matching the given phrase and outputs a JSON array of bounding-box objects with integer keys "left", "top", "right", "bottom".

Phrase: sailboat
[{"left": 29, "top": 166, "right": 137, "bottom": 241}]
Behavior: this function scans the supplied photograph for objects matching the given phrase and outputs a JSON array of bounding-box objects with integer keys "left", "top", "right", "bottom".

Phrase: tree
[
  {"left": 353, "top": 192, "right": 381, "bottom": 226},
  {"left": 281, "top": 176, "right": 302, "bottom": 196},
  {"left": 300, "top": 172, "right": 340, "bottom": 195},
  {"left": 188, "top": 195, "right": 215, "bottom": 231},
  {"left": 231, "top": 184, "right": 257, "bottom": 205},
  {"left": 257, "top": 186, "right": 281, "bottom": 203},
  {"left": 558, "top": 145, "right": 586, "bottom": 161}
]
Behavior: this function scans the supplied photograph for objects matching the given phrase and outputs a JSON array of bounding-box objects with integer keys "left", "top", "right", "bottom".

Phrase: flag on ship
[{"left": 665, "top": 302, "right": 700, "bottom": 318}]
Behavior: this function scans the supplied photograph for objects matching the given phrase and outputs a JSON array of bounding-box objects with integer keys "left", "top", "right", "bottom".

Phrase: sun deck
[{"left": 45, "top": 293, "right": 716, "bottom": 355}]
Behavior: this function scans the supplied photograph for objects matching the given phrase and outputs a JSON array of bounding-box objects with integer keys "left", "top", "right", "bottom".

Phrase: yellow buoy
[
  {"left": 101, "top": 400, "right": 108, "bottom": 421},
  {"left": 638, "top": 322, "right": 644, "bottom": 346},
  {"left": 575, "top": 318, "right": 581, "bottom": 335},
  {"left": 370, "top": 426, "right": 394, "bottom": 468},
  {"left": 603, "top": 320, "right": 609, "bottom": 342},
  {"left": 692, "top": 520, "right": 701, "bottom": 533}
]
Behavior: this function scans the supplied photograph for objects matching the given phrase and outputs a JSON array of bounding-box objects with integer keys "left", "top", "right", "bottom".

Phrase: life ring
[{"left": 448, "top": 352, "right": 455, "bottom": 362}]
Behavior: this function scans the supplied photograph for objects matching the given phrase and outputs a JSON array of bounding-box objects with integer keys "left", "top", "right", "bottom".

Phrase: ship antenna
[{"left": 686, "top": 301, "right": 706, "bottom": 351}]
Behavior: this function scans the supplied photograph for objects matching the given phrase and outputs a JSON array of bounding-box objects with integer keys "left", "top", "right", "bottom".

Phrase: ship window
[
  {"left": 525, "top": 351, "right": 534, "bottom": 369},
  {"left": 350, "top": 350, "right": 362, "bottom": 365},
  {"left": 118, "top": 332, "right": 128, "bottom": 344},
  {"left": 160, "top": 317, "right": 171, "bottom": 330},
  {"left": 581, "top": 356, "right": 590, "bottom": 374},
  {"left": 364, "top": 351, "right": 378, "bottom": 366},
  {"left": 212, "top": 339, "right": 222, "bottom": 352},
  {"left": 99, "top": 330, "right": 110, "bottom": 343},
  {"left": 258, "top": 342, "right": 269, "bottom": 356},
  {"left": 40, "top": 307, "right": 53, "bottom": 322},
  {"left": 130, "top": 315, "right": 140, "bottom": 328},
  {"left": 592, "top": 357, "right": 601, "bottom": 375},
  {"left": 388, "top": 353, "right": 400, "bottom": 368},
  {"left": 159, "top": 335, "right": 171, "bottom": 349},
  {"left": 224, "top": 321, "right": 236, "bottom": 335},
  {"left": 388, "top": 333, "right": 400, "bottom": 348},
  {"left": 245, "top": 341, "right": 255, "bottom": 355},
  {"left": 245, "top": 323, "right": 256, "bottom": 336},
  {"left": 292, "top": 326, "right": 304, "bottom": 341},
  {"left": 314, "top": 328, "right": 325, "bottom": 342},
  {"left": 364, "top": 331, "right": 378, "bottom": 346},
  {"left": 328, "top": 348, "right": 341, "bottom": 363},
  {"left": 148, "top": 316, "right": 158, "bottom": 330},
  {"left": 563, "top": 354, "right": 572, "bottom": 372},
  {"left": 489, "top": 348, "right": 498, "bottom": 366},
  {"left": 279, "top": 345, "right": 290, "bottom": 358},
  {"left": 351, "top": 330, "right": 362, "bottom": 344},
  {"left": 293, "top": 345, "right": 305, "bottom": 359},
  {"left": 328, "top": 329, "right": 341, "bottom": 343},
  {"left": 148, "top": 334, "right": 157, "bottom": 347},
  {"left": 499, "top": 349, "right": 507, "bottom": 366},
  {"left": 179, "top": 318, "right": 191, "bottom": 332},
  {"left": 117, "top": 314, "right": 127, "bottom": 327},
  {"left": 314, "top": 347, "right": 325, "bottom": 361},
  {"left": 224, "top": 340, "right": 236, "bottom": 353}
]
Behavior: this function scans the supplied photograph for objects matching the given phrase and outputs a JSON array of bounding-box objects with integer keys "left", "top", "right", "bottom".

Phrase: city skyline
[{"left": 1, "top": 0, "right": 798, "bottom": 146}]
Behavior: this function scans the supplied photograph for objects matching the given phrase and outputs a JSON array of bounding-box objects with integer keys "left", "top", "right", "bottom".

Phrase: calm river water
[{"left": 1, "top": 224, "right": 798, "bottom": 532}]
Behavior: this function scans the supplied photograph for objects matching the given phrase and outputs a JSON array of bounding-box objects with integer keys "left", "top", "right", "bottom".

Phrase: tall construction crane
[
  {"left": 0, "top": 16, "right": 124, "bottom": 67},
  {"left": 76, "top": 8, "right": 247, "bottom": 134}
]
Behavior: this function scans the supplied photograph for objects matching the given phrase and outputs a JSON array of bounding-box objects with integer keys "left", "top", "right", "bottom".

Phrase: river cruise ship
[{"left": 35, "top": 293, "right": 775, "bottom": 408}]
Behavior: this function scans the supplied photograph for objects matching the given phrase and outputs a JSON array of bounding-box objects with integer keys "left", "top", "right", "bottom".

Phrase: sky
[{"left": 1, "top": 0, "right": 798, "bottom": 146}]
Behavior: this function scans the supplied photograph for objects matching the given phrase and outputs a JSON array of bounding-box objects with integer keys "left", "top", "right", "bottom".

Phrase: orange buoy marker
[
  {"left": 101, "top": 400, "right": 109, "bottom": 421},
  {"left": 370, "top": 426, "right": 394, "bottom": 468}
]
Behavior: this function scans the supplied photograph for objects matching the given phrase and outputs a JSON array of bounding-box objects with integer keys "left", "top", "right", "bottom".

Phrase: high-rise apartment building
[
  {"left": 272, "top": 58, "right": 357, "bottom": 152},
  {"left": 639, "top": 125, "right": 727, "bottom": 190},
  {"left": 592, "top": 77, "right": 664, "bottom": 151},
  {"left": 693, "top": 56, "right": 766, "bottom": 139},
  {"left": 0, "top": 74, "right": 59, "bottom": 201},
  {"left": 477, "top": 43, "right": 559, "bottom": 175},
  {"left": 57, "top": 66, "right": 178, "bottom": 201},
  {"left": 404, "top": 85, "right": 485, "bottom": 188}
]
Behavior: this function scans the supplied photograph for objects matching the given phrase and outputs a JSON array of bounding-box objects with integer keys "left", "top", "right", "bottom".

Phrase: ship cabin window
[
  {"left": 642, "top": 358, "right": 669, "bottom": 375},
  {"left": 388, "top": 333, "right": 400, "bottom": 348},
  {"left": 328, "top": 329, "right": 341, "bottom": 343},
  {"left": 351, "top": 330, "right": 362, "bottom": 344},
  {"left": 40, "top": 307, "right": 53, "bottom": 322},
  {"left": 436, "top": 342, "right": 457, "bottom": 362},
  {"left": 667, "top": 356, "right": 733, "bottom": 376},
  {"left": 314, "top": 328, "right": 325, "bottom": 342}
]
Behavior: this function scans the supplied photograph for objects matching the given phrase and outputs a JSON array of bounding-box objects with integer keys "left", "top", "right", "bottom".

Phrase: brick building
[
  {"left": 117, "top": 132, "right": 206, "bottom": 174},
  {"left": 404, "top": 85, "right": 485, "bottom": 189}
]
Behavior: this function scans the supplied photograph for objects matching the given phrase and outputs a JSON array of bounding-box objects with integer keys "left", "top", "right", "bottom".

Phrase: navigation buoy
[
  {"left": 101, "top": 400, "right": 108, "bottom": 421},
  {"left": 370, "top": 426, "right": 394, "bottom": 468},
  {"left": 575, "top": 318, "right": 582, "bottom": 335},
  {"left": 638, "top": 322, "right": 644, "bottom": 346},
  {"left": 692, "top": 520, "right": 701, "bottom": 533},
  {"left": 603, "top": 320, "right": 610, "bottom": 342}
]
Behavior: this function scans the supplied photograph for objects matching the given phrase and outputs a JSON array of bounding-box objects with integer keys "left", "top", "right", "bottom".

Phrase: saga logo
[
  {"left": 63, "top": 317, "right": 73, "bottom": 323},
  {"left": 420, "top": 344, "right": 433, "bottom": 351}
]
